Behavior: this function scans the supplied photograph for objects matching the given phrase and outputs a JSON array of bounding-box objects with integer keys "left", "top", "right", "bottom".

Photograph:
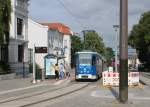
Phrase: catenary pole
[{"left": 119, "top": 0, "right": 128, "bottom": 103}]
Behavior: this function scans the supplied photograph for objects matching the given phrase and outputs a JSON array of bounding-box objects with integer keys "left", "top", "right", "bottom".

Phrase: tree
[
  {"left": 129, "top": 11, "right": 150, "bottom": 70},
  {"left": 84, "top": 31, "right": 105, "bottom": 54},
  {"left": 104, "top": 47, "right": 114, "bottom": 66},
  {"left": 71, "top": 35, "right": 83, "bottom": 68},
  {"left": 0, "top": 0, "right": 11, "bottom": 62}
]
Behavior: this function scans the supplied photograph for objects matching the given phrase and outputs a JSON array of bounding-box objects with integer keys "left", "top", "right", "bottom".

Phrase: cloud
[{"left": 29, "top": 0, "right": 150, "bottom": 48}]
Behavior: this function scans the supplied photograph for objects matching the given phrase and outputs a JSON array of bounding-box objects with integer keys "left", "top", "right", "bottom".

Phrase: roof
[{"left": 41, "top": 23, "right": 71, "bottom": 35}]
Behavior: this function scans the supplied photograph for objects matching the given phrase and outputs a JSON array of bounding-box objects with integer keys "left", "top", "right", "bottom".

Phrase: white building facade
[
  {"left": 9, "top": 0, "right": 29, "bottom": 74},
  {"left": 28, "top": 18, "right": 48, "bottom": 69},
  {"left": 28, "top": 22, "right": 72, "bottom": 70},
  {"left": 42, "top": 23, "right": 72, "bottom": 67},
  {"left": 63, "top": 34, "right": 71, "bottom": 67},
  {"left": 48, "top": 29, "right": 63, "bottom": 55}
]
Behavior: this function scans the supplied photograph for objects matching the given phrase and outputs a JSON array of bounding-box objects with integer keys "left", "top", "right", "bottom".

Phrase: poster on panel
[{"left": 45, "top": 58, "right": 57, "bottom": 76}]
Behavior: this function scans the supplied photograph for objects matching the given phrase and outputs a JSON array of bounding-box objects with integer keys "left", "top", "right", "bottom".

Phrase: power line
[{"left": 56, "top": 0, "right": 84, "bottom": 28}]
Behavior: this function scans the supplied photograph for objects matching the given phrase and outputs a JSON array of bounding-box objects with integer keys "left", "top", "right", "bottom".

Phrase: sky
[{"left": 29, "top": 0, "right": 150, "bottom": 48}]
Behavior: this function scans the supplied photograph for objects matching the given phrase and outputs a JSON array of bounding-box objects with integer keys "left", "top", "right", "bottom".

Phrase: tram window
[
  {"left": 79, "top": 53, "right": 91, "bottom": 64},
  {"left": 96, "top": 57, "right": 99, "bottom": 63},
  {"left": 92, "top": 56, "right": 96, "bottom": 65}
]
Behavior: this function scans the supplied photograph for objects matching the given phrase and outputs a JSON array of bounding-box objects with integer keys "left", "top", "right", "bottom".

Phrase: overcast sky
[{"left": 29, "top": 0, "right": 150, "bottom": 48}]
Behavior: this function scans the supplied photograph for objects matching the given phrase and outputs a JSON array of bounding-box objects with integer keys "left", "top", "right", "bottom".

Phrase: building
[
  {"left": 28, "top": 18, "right": 48, "bottom": 69},
  {"left": 8, "top": 0, "right": 29, "bottom": 74},
  {"left": 28, "top": 21, "right": 72, "bottom": 70},
  {"left": 42, "top": 23, "right": 72, "bottom": 67}
]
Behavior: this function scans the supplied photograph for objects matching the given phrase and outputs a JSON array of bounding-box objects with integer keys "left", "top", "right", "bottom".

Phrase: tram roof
[
  {"left": 76, "top": 51, "right": 98, "bottom": 54},
  {"left": 75, "top": 51, "right": 102, "bottom": 57},
  {"left": 75, "top": 51, "right": 106, "bottom": 60}
]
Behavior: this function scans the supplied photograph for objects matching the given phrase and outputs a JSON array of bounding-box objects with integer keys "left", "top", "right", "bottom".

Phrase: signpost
[
  {"left": 32, "top": 46, "right": 48, "bottom": 83},
  {"left": 32, "top": 45, "right": 36, "bottom": 83}
]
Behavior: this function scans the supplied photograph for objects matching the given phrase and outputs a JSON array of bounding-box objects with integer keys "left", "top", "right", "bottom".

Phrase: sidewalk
[
  {"left": 0, "top": 69, "right": 75, "bottom": 92},
  {"left": 0, "top": 77, "right": 57, "bottom": 92},
  {"left": 139, "top": 72, "right": 150, "bottom": 85}
]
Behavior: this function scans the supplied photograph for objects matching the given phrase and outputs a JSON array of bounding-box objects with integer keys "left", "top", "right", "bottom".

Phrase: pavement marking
[{"left": 0, "top": 84, "right": 51, "bottom": 95}]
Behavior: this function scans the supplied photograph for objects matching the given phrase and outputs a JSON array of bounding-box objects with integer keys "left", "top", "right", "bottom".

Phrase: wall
[
  {"left": 48, "top": 30, "right": 63, "bottom": 55},
  {"left": 9, "top": 0, "right": 29, "bottom": 74},
  {"left": 63, "top": 34, "right": 71, "bottom": 67},
  {"left": 28, "top": 18, "right": 48, "bottom": 69}
]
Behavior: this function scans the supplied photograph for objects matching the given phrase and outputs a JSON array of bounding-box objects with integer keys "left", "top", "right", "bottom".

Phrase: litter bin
[{"left": 36, "top": 69, "right": 42, "bottom": 80}]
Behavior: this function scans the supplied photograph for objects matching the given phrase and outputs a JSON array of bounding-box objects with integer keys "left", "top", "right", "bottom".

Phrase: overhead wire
[{"left": 56, "top": 0, "right": 84, "bottom": 28}]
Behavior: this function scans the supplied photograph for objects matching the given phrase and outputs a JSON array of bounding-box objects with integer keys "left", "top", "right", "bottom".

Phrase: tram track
[
  {"left": 0, "top": 81, "right": 75, "bottom": 104},
  {"left": 21, "top": 83, "right": 90, "bottom": 107},
  {"left": 21, "top": 80, "right": 101, "bottom": 107},
  {"left": 0, "top": 81, "right": 92, "bottom": 107}
]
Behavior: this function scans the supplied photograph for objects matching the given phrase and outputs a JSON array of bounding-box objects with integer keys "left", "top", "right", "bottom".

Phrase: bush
[
  {"left": 0, "top": 61, "right": 10, "bottom": 74},
  {"left": 29, "top": 63, "right": 42, "bottom": 79},
  {"left": 138, "top": 63, "right": 150, "bottom": 72}
]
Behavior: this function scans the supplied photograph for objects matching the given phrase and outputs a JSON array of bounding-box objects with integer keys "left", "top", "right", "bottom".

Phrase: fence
[{"left": 102, "top": 71, "right": 139, "bottom": 86}]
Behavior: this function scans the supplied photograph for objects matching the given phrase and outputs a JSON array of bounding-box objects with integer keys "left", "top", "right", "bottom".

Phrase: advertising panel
[{"left": 45, "top": 58, "right": 57, "bottom": 76}]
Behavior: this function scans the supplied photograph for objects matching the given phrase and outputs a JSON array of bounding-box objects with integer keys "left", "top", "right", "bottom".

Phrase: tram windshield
[{"left": 79, "top": 53, "right": 91, "bottom": 64}]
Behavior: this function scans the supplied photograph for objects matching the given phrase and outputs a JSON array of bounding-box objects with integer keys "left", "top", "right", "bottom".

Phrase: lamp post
[{"left": 113, "top": 25, "right": 119, "bottom": 72}]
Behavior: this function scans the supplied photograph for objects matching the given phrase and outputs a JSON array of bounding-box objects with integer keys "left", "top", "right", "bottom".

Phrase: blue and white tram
[{"left": 75, "top": 51, "right": 103, "bottom": 80}]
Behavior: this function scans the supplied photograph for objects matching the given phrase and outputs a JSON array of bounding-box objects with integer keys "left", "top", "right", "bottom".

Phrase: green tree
[
  {"left": 0, "top": 0, "right": 11, "bottom": 62},
  {"left": 129, "top": 11, "right": 150, "bottom": 70},
  {"left": 84, "top": 32, "right": 105, "bottom": 54},
  {"left": 104, "top": 47, "right": 114, "bottom": 66},
  {"left": 71, "top": 35, "right": 83, "bottom": 68}
]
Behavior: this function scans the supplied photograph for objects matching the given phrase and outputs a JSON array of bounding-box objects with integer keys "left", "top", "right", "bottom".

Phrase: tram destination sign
[{"left": 35, "top": 47, "right": 47, "bottom": 53}]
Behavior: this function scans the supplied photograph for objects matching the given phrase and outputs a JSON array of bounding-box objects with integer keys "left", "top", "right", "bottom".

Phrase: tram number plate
[{"left": 82, "top": 75, "right": 88, "bottom": 78}]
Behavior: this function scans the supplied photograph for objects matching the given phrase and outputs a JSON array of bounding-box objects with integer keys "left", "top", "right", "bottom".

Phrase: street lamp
[{"left": 113, "top": 25, "right": 119, "bottom": 72}]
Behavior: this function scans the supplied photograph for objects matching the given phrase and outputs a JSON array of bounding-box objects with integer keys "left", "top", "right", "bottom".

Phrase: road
[
  {"left": 25, "top": 79, "right": 150, "bottom": 107},
  {"left": 1, "top": 72, "right": 150, "bottom": 107}
]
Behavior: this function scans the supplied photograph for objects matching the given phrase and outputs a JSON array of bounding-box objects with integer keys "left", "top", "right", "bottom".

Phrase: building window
[
  {"left": 64, "top": 40, "right": 67, "bottom": 48},
  {"left": 18, "top": 45, "right": 24, "bottom": 62},
  {"left": 17, "top": 18, "right": 23, "bottom": 35}
]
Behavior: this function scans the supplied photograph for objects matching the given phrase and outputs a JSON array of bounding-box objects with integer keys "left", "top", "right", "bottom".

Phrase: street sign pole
[
  {"left": 32, "top": 44, "right": 36, "bottom": 84},
  {"left": 119, "top": 0, "right": 128, "bottom": 103}
]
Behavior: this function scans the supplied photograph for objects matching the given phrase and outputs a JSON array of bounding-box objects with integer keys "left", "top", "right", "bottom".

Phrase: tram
[{"left": 75, "top": 50, "right": 104, "bottom": 80}]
